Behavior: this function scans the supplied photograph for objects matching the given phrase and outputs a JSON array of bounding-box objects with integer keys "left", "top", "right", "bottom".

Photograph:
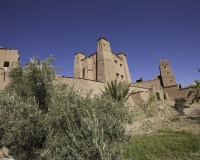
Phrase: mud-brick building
[
  {"left": 0, "top": 37, "right": 194, "bottom": 103},
  {"left": 0, "top": 47, "right": 20, "bottom": 90},
  {"left": 74, "top": 37, "right": 132, "bottom": 83}
]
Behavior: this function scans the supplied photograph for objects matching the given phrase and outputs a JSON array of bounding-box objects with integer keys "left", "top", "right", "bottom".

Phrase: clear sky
[{"left": 1, "top": 0, "right": 200, "bottom": 87}]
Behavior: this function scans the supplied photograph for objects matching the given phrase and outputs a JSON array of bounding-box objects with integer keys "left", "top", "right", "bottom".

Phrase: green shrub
[
  {"left": 101, "top": 79, "right": 131, "bottom": 102},
  {"left": 0, "top": 56, "right": 132, "bottom": 159},
  {"left": 173, "top": 97, "right": 189, "bottom": 115},
  {"left": 123, "top": 129, "right": 200, "bottom": 160}
]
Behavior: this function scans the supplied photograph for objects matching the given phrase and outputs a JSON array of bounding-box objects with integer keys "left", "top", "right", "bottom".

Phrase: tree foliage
[
  {"left": 0, "top": 57, "right": 131, "bottom": 160},
  {"left": 173, "top": 97, "right": 189, "bottom": 115},
  {"left": 187, "top": 80, "right": 200, "bottom": 104},
  {"left": 101, "top": 79, "right": 132, "bottom": 102}
]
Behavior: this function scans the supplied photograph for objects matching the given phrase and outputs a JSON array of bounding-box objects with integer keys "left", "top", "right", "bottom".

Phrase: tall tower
[
  {"left": 97, "top": 37, "right": 115, "bottom": 82},
  {"left": 74, "top": 52, "right": 85, "bottom": 78},
  {"left": 159, "top": 59, "right": 177, "bottom": 87}
]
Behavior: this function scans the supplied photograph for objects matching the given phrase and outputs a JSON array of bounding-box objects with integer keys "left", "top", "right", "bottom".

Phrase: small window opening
[
  {"left": 171, "top": 80, "right": 173, "bottom": 82},
  {"left": 83, "top": 68, "right": 85, "bottom": 79},
  {"left": 121, "top": 75, "right": 124, "bottom": 80},
  {"left": 120, "top": 64, "right": 122, "bottom": 67},
  {"left": 164, "top": 93, "right": 166, "bottom": 100},
  {"left": 3, "top": 61, "right": 9, "bottom": 67},
  {"left": 115, "top": 60, "right": 117, "bottom": 64},
  {"left": 116, "top": 73, "right": 119, "bottom": 78},
  {"left": 156, "top": 92, "right": 160, "bottom": 101}
]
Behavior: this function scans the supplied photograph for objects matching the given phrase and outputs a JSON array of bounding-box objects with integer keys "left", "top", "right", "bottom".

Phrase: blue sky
[{"left": 1, "top": 0, "right": 200, "bottom": 87}]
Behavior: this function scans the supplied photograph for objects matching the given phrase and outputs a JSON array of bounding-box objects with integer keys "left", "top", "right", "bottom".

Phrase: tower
[
  {"left": 97, "top": 37, "right": 115, "bottom": 82},
  {"left": 159, "top": 59, "right": 177, "bottom": 87},
  {"left": 74, "top": 52, "right": 85, "bottom": 78}
]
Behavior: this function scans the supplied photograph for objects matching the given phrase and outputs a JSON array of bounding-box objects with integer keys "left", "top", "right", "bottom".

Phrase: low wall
[
  {"left": 163, "top": 85, "right": 195, "bottom": 102},
  {"left": 56, "top": 76, "right": 105, "bottom": 97},
  {"left": 132, "top": 79, "right": 160, "bottom": 89},
  {"left": 56, "top": 76, "right": 150, "bottom": 102}
]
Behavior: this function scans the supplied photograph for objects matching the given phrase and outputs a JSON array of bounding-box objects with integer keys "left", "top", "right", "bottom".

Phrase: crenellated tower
[
  {"left": 159, "top": 59, "right": 177, "bottom": 87},
  {"left": 97, "top": 37, "right": 116, "bottom": 82}
]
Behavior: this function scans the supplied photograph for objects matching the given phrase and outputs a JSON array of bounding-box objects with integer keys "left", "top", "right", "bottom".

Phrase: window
[
  {"left": 3, "top": 61, "right": 9, "bottom": 67},
  {"left": 120, "top": 64, "right": 122, "bottom": 67},
  {"left": 83, "top": 68, "right": 85, "bottom": 78},
  {"left": 115, "top": 60, "right": 117, "bottom": 64},
  {"left": 121, "top": 75, "right": 124, "bottom": 80},
  {"left": 116, "top": 73, "right": 119, "bottom": 78}
]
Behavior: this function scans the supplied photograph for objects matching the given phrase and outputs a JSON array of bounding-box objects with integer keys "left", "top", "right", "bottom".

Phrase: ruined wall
[
  {"left": 131, "top": 79, "right": 161, "bottom": 89},
  {"left": 0, "top": 48, "right": 20, "bottom": 90},
  {"left": 130, "top": 91, "right": 149, "bottom": 105},
  {"left": 151, "top": 85, "right": 164, "bottom": 100},
  {"left": 163, "top": 85, "right": 179, "bottom": 100},
  {"left": 177, "top": 88, "right": 194, "bottom": 102},
  {"left": 163, "top": 85, "right": 194, "bottom": 102},
  {"left": 129, "top": 86, "right": 149, "bottom": 93}
]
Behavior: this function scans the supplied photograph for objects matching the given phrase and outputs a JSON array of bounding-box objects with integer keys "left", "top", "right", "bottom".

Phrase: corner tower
[
  {"left": 159, "top": 59, "right": 177, "bottom": 87},
  {"left": 97, "top": 37, "right": 115, "bottom": 82}
]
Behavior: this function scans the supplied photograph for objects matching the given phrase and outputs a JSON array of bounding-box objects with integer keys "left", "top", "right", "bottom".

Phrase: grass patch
[{"left": 123, "top": 129, "right": 200, "bottom": 160}]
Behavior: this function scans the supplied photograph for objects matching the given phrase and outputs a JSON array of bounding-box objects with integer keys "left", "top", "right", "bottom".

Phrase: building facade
[
  {"left": 0, "top": 47, "right": 20, "bottom": 90},
  {"left": 0, "top": 38, "right": 194, "bottom": 103},
  {"left": 74, "top": 37, "right": 132, "bottom": 83}
]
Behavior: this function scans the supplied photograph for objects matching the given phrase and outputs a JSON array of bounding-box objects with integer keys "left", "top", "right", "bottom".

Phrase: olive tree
[{"left": 0, "top": 56, "right": 132, "bottom": 160}]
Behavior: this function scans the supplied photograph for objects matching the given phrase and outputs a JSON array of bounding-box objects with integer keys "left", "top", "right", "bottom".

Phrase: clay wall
[
  {"left": 151, "top": 85, "right": 164, "bottom": 100},
  {"left": 117, "top": 53, "right": 132, "bottom": 83},
  {"left": 177, "top": 87, "right": 195, "bottom": 102},
  {"left": 112, "top": 53, "right": 125, "bottom": 81},
  {"left": 56, "top": 76, "right": 105, "bottom": 97},
  {"left": 132, "top": 79, "right": 161, "bottom": 89},
  {"left": 74, "top": 38, "right": 132, "bottom": 83},
  {"left": 0, "top": 48, "right": 20, "bottom": 90},
  {"left": 97, "top": 38, "right": 116, "bottom": 82},
  {"left": 74, "top": 52, "right": 85, "bottom": 78},
  {"left": 163, "top": 85, "right": 179, "bottom": 100},
  {"left": 130, "top": 91, "right": 149, "bottom": 105},
  {"left": 163, "top": 86, "right": 195, "bottom": 102},
  {"left": 88, "top": 53, "right": 97, "bottom": 81},
  {"left": 129, "top": 86, "right": 149, "bottom": 93}
]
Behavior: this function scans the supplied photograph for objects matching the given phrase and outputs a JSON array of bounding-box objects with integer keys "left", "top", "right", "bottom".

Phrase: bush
[
  {"left": 173, "top": 97, "right": 189, "bottom": 115},
  {"left": 0, "top": 56, "right": 132, "bottom": 159}
]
